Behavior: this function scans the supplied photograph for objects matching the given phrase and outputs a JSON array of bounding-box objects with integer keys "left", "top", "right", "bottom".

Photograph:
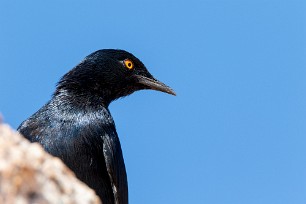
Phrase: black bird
[{"left": 17, "top": 49, "right": 175, "bottom": 204}]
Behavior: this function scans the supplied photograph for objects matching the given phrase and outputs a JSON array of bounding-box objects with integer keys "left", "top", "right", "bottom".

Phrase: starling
[{"left": 17, "top": 49, "right": 175, "bottom": 204}]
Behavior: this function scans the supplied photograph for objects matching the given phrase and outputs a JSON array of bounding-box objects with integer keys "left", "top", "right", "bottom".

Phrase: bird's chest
[
  {"left": 45, "top": 112, "right": 114, "bottom": 161},
  {"left": 54, "top": 122, "right": 111, "bottom": 176}
]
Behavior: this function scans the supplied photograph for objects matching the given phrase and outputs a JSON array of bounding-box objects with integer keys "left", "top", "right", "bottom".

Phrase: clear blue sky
[{"left": 1, "top": 1, "right": 305, "bottom": 203}]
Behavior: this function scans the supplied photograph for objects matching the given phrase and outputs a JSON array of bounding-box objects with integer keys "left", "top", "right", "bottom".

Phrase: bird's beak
[{"left": 135, "top": 75, "right": 176, "bottom": 96}]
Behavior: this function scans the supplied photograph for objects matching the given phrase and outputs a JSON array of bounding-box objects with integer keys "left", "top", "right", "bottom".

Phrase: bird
[{"left": 17, "top": 49, "right": 175, "bottom": 204}]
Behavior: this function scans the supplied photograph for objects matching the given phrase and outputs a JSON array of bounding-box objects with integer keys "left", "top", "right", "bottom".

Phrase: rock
[{"left": 0, "top": 124, "right": 101, "bottom": 204}]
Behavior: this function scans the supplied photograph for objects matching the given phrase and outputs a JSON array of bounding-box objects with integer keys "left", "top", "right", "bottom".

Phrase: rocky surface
[{"left": 0, "top": 124, "right": 101, "bottom": 204}]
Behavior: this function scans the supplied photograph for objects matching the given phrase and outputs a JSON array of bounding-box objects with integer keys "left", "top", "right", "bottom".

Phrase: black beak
[{"left": 135, "top": 75, "right": 176, "bottom": 96}]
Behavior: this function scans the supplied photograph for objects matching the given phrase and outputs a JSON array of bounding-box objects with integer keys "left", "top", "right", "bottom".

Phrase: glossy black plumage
[{"left": 18, "top": 49, "right": 175, "bottom": 204}]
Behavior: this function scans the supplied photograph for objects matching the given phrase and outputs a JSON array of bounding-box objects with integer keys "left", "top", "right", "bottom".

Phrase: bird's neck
[
  {"left": 54, "top": 84, "right": 136, "bottom": 108},
  {"left": 53, "top": 88, "right": 112, "bottom": 109},
  {"left": 50, "top": 90, "right": 116, "bottom": 127}
]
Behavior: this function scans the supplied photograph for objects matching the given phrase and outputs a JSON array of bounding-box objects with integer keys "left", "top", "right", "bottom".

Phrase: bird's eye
[{"left": 123, "top": 59, "right": 134, "bottom": 70}]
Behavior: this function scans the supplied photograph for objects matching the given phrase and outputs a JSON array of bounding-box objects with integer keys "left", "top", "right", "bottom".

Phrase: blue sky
[{"left": 1, "top": 1, "right": 306, "bottom": 203}]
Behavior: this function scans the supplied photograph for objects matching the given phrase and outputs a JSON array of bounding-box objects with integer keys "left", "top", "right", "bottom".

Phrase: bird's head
[{"left": 56, "top": 49, "right": 175, "bottom": 106}]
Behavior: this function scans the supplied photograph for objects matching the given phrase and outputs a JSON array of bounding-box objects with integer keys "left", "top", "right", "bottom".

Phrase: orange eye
[{"left": 123, "top": 59, "right": 134, "bottom": 70}]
